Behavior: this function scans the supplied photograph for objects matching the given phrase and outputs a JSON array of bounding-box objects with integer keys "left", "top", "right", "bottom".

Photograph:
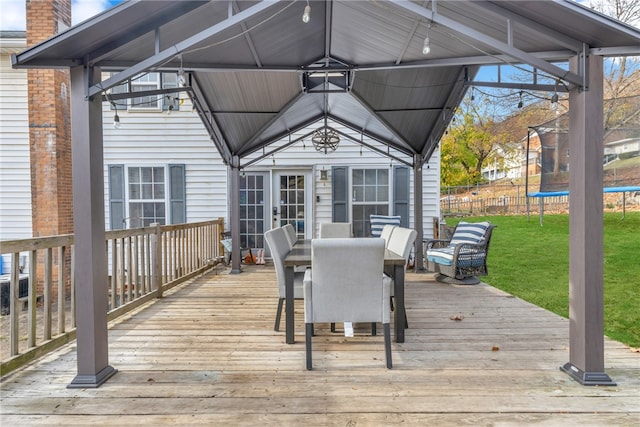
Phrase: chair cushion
[
  {"left": 370, "top": 215, "right": 401, "bottom": 237},
  {"left": 449, "top": 221, "right": 490, "bottom": 245},
  {"left": 426, "top": 247, "right": 486, "bottom": 268}
]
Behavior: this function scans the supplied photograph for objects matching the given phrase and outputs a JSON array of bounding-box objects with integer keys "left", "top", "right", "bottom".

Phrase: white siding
[
  {"left": 102, "top": 98, "right": 227, "bottom": 229},
  {"left": 0, "top": 43, "right": 32, "bottom": 243}
]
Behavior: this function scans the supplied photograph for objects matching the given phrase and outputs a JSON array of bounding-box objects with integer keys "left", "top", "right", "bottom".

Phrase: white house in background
[
  {"left": 481, "top": 143, "right": 521, "bottom": 182},
  {"left": 0, "top": 31, "right": 440, "bottom": 270},
  {"left": 604, "top": 137, "right": 640, "bottom": 162}
]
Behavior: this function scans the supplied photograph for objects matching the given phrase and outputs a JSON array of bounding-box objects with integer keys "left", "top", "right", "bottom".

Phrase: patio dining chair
[
  {"left": 303, "top": 238, "right": 392, "bottom": 370},
  {"left": 319, "top": 222, "right": 352, "bottom": 238},
  {"left": 264, "top": 227, "right": 305, "bottom": 331},
  {"left": 383, "top": 226, "right": 416, "bottom": 328},
  {"left": 283, "top": 223, "right": 297, "bottom": 249}
]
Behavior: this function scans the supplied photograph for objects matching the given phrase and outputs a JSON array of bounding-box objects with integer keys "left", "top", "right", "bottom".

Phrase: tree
[{"left": 440, "top": 98, "right": 510, "bottom": 187}]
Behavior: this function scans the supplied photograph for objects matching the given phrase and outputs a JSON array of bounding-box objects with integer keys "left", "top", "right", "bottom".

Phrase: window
[
  {"left": 332, "top": 165, "right": 410, "bottom": 237},
  {"left": 128, "top": 167, "right": 166, "bottom": 227},
  {"left": 351, "top": 168, "right": 389, "bottom": 237},
  {"left": 108, "top": 164, "right": 186, "bottom": 230},
  {"left": 109, "top": 72, "right": 179, "bottom": 111}
]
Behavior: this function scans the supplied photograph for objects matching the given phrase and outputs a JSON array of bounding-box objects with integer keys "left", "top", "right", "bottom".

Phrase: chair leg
[
  {"left": 274, "top": 298, "right": 284, "bottom": 331},
  {"left": 371, "top": 322, "right": 377, "bottom": 336},
  {"left": 331, "top": 322, "right": 336, "bottom": 333},
  {"left": 404, "top": 308, "right": 409, "bottom": 329},
  {"left": 384, "top": 323, "right": 392, "bottom": 369},
  {"left": 305, "top": 323, "right": 314, "bottom": 370}
]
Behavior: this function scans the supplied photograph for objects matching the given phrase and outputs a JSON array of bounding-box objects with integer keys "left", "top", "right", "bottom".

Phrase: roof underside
[{"left": 12, "top": 0, "right": 640, "bottom": 167}]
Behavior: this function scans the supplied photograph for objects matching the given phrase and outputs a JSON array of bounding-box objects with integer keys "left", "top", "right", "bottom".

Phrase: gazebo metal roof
[{"left": 13, "top": 0, "right": 640, "bottom": 167}]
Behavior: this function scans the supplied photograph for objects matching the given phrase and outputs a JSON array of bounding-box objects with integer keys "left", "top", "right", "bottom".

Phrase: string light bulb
[
  {"left": 422, "top": 23, "right": 432, "bottom": 55},
  {"left": 550, "top": 80, "right": 559, "bottom": 111},
  {"left": 113, "top": 112, "right": 121, "bottom": 129},
  {"left": 177, "top": 54, "right": 186, "bottom": 87},
  {"left": 302, "top": 2, "right": 310, "bottom": 23},
  {"left": 517, "top": 91, "right": 523, "bottom": 109}
]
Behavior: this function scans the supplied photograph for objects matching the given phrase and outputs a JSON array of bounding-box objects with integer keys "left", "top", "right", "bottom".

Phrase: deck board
[{"left": 1, "top": 264, "right": 638, "bottom": 425}]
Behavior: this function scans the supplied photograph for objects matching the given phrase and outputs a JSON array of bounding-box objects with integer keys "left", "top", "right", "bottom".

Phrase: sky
[{"left": 1, "top": 0, "right": 122, "bottom": 30}]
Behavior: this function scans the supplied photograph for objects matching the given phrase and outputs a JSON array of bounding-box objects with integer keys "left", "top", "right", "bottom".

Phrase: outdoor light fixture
[
  {"left": 302, "top": 1, "right": 310, "bottom": 23},
  {"left": 312, "top": 125, "right": 340, "bottom": 154}
]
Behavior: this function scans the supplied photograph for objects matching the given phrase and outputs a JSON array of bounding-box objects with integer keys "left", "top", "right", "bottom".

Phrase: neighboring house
[
  {"left": 604, "top": 137, "right": 640, "bottom": 162},
  {"left": 0, "top": 32, "right": 440, "bottom": 269},
  {"left": 481, "top": 143, "right": 521, "bottom": 182}
]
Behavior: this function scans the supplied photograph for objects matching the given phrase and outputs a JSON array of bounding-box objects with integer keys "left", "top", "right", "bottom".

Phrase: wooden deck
[{"left": 1, "top": 264, "right": 639, "bottom": 425}]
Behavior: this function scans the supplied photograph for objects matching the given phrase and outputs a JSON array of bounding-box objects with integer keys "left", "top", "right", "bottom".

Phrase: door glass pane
[
  {"left": 278, "top": 174, "right": 305, "bottom": 240},
  {"left": 239, "top": 173, "right": 266, "bottom": 249}
]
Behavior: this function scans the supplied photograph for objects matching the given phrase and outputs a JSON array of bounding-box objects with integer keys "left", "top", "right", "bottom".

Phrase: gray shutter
[
  {"left": 331, "top": 166, "right": 348, "bottom": 222},
  {"left": 169, "top": 164, "right": 186, "bottom": 224},
  {"left": 108, "top": 165, "right": 125, "bottom": 230},
  {"left": 393, "top": 166, "right": 410, "bottom": 227}
]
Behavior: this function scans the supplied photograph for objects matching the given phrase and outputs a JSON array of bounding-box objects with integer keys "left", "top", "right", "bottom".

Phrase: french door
[{"left": 272, "top": 170, "right": 312, "bottom": 240}]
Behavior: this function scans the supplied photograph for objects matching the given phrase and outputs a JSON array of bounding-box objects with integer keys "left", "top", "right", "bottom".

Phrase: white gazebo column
[
  {"left": 561, "top": 54, "right": 615, "bottom": 386},
  {"left": 67, "top": 65, "right": 117, "bottom": 388}
]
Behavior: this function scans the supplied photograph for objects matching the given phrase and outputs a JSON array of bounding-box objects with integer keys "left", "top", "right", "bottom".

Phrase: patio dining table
[{"left": 283, "top": 239, "right": 407, "bottom": 344}]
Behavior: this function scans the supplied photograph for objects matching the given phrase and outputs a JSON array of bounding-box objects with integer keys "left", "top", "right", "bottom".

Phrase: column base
[
  {"left": 67, "top": 365, "right": 118, "bottom": 389},
  {"left": 560, "top": 362, "right": 616, "bottom": 386}
]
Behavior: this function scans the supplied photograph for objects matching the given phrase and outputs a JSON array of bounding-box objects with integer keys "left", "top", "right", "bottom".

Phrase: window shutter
[
  {"left": 108, "top": 165, "right": 125, "bottom": 230},
  {"left": 393, "top": 166, "right": 410, "bottom": 227},
  {"left": 331, "top": 166, "right": 348, "bottom": 222},
  {"left": 169, "top": 164, "right": 186, "bottom": 224}
]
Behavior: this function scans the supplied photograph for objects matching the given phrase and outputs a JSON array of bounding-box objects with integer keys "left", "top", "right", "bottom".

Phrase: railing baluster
[
  {"left": 28, "top": 249, "right": 37, "bottom": 348},
  {"left": 58, "top": 246, "right": 65, "bottom": 334},
  {"left": 44, "top": 248, "right": 52, "bottom": 341},
  {"left": 110, "top": 238, "right": 117, "bottom": 309},
  {"left": 71, "top": 245, "right": 76, "bottom": 327},
  {"left": 10, "top": 252, "right": 20, "bottom": 356},
  {"left": 126, "top": 236, "right": 133, "bottom": 303}
]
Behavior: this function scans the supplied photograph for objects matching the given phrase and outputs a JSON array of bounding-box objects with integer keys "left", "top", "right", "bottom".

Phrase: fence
[
  {"left": 440, "top": 194, "right": 571, "bottom": 216},
  {"left": 0, "top": 218, "right": 224, "bottom": 375}
]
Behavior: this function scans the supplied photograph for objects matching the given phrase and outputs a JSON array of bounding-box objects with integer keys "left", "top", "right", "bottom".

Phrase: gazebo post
[
  {"left": 229, "top": 156, "right": 242, "bottom": 274},
  {"left": 413, "top": 154, "right": 424, "bottom": 271},
  {"left": 561, "top": 54, "right": 615, "bottom": 386},
  {"left": 67, "top": 65, "right": 117, "bottom": 388}
]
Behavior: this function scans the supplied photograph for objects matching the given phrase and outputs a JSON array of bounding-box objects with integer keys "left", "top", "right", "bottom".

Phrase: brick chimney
[{"left": 26, "top": 0, "right": 73, "bottom": 238}]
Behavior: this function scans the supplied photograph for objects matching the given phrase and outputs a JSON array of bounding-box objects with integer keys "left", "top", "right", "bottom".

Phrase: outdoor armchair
[
  {"left": 425, "top": 221, "right": 496, "bottom": 285},
  {"left": 264, "top": 227, "right": 305, "bottom": 331},
  {"left": 303, "top": 238, "right": 392, "bottom": 370}
]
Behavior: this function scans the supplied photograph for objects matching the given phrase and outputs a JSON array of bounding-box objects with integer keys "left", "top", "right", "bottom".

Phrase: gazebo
[{"left": 12, "top": 0, "right": 640, "bottom": 388}]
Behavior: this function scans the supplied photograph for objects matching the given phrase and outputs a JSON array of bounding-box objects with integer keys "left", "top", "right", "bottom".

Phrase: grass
[{"left": 444, "top": 211, "right": 640, "bottom": 348}]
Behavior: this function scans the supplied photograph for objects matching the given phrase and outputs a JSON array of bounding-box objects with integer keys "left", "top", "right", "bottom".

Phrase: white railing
[{"left": 0, "top": 218, "right": 224, "bottom": 375}]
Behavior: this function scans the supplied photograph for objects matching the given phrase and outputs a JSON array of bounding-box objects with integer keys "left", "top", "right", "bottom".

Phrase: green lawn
[{"left": 444, "top": 212, "right": 640, "bottom": 348}]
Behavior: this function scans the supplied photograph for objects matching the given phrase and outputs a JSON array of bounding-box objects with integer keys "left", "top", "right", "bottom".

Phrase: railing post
[{"left": 150, "top": 223, "right": 163, "bottom": 299}]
